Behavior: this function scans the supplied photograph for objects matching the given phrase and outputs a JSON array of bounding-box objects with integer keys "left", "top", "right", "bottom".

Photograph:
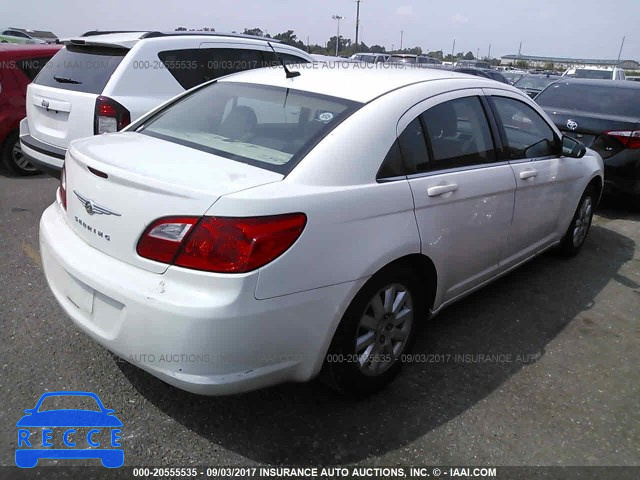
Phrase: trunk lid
[
  {"left": 64, "top": 132, "right": 283, "bottom": 273},
  {"left": 26, "top": 44, "right": 128, "bottom": 148},
  {"left": 543, "top": 108, "right": 640, "bottom": 159}
]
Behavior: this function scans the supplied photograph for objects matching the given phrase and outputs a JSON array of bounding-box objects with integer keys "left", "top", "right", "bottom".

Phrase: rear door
[
  {"left": 26, "top": 44, "right": 128, "bottom": 148},
  {"left": 485, "top": 90, "right": 575, "bottom": 265},
  {"left": 400, "top": 90, "right": 516, "bottom": 302}
]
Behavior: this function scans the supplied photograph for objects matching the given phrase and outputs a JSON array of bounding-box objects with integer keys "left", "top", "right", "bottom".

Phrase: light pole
[
  {"left": 332, "top": 15, "right": 344, "bottom": 57},
  {"left": 400, "top": 30, "right": 403, "bottom": 51},
  {"left": 355, "top": 0, "right": 361, "bottom": 53}
]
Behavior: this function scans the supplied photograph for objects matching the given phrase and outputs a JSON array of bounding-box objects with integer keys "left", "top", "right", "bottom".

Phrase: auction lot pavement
[{"left": 1, "top": 170, "right": 638, "bottom": 467}]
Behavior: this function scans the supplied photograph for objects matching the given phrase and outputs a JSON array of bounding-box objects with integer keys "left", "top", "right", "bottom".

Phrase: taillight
[
  {"left": 59, "top": 164, "right": 67, "bottom": 210},
  {"left": 137, "top": 214, "right": 307, "bottom": 273},
  {"left": 94, "top": 96, "right": 131, "bottom": 134},
  {"left": 605, "top": 130, "right": 640, "bottom": 149}
]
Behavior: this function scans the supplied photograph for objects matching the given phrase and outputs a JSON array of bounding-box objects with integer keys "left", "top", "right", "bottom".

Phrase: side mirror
[{"left": 562, "top": 135, "right": 586, "bottom": 158}]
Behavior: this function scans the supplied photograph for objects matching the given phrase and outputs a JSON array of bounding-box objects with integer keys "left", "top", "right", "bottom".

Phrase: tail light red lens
[
  {"left": 137, "top": 213, "right": 307, "bottom": 273},
  {"left": 605, "top": 130, "right": 640, "bottom": 149},
  {"left": 59, "top": 164, "right": 67, "bottom": 210},
  {"left": 94, "top": 96, "right": 131, "bottom": 135}
]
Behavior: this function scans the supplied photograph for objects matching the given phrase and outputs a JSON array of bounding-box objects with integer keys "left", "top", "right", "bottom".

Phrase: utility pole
[
  {"left": 518, "top": 41, "right": 522, "bottom": 57},
  {"left": 451, "top": 38, "right": 456, "bottom": 59},
  {"left": 355, "top": 0, "right": 361, "bottom": 53},
  {"left": 488, "top": 43, "right": 491, "bottom": 59},
  {"left": 400, "top": 30, "right": 403, "bottom": 51},
  {"left": 476, "top": 48, "right": 479, "bottom": 60},
  {"left": 617, "top": 36, "right": 626, "bottom": 63},
  {"left": 332, "top": 15, "right": 344, "bottom": 57}
]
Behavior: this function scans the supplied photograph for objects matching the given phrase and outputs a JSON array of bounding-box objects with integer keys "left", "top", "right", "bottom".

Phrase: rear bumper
[
  {"left": 19, "top": 119, "right": 66, "bottom": 178},
  {"left": 39, "top": 201, "right": 359, "bottom": 395},
  {"left": 603, "top": 152, "right": 640, "bottom": 196}
]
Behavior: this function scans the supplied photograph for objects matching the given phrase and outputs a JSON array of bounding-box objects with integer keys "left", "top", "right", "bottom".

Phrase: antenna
[{"left": 267, "top": 42, "right": 300, "bottom": 79}]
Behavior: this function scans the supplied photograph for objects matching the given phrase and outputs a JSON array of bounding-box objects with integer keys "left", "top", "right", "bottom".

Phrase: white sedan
[{"left": 39, "top": 63, "right": 603, "bottom": 395}]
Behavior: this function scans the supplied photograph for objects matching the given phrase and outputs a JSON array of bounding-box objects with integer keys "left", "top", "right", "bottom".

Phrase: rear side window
[
  {"left": 490, "top": 96, "right": 559, "bottom": 159},
  {"left": 140, "top": 82, "right": 359, "bottom": 174},
  {"left": 422, "top": 96, "right": 496, "bottom": 169},
  {"left": 34, "top": 45, "right": 127, "bottom": 93},
  {"left": 158, "top": 48, "right": 273, "bottom": 90},
  {"left": 536, "top": 82, "right": 640, "bottom": 118},
  {"left": 18, "top": 56, "right": 54, "bottom": 81}
]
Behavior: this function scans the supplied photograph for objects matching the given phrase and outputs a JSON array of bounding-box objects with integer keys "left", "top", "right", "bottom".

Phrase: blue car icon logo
[{"left": 16, "top": 391, "right": 123, "bottom": 468}]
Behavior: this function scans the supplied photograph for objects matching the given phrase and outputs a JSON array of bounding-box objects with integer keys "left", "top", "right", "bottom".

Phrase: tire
[
  {"left": 2, "top": 131, "right": 39, "bottom": 176},
  {"left": 321, "top": 264, "right": 425, "bottom": 396},
  {"left": 559, "top": 186, "right": 596, "bottom": 257}
]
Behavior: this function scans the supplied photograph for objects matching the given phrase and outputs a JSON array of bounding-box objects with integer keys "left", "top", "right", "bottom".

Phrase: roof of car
[
  {"left": 66, "top": 30, "right": 284, "bottom": 49},
  {"left": 551, "top": 78, "right": 640, "bottom": 89},
  {"left": 217, "top": 62, "right": 498, "bottom": 103}
]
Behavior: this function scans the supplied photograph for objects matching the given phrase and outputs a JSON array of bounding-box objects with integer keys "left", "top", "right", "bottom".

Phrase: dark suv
[{"left": 536, "top": 78, "right": 640, "bottom": 200}]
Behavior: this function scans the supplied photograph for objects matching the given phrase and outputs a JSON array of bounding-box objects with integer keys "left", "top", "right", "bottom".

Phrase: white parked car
[
  {"left": 20, "top": 31, "right": 312, "bottom": 177},
  {"left": 563, "top": 66, "right": 626, "bottom": 80},
  {"left": 39, "top": 64, "right": 604, "bottom": 396}
]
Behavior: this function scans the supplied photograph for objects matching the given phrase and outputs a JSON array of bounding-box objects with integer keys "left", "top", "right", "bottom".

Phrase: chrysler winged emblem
[
  {"left": 73, "top": 191, "right": 121, "bottom": 216},
  {"left": 566, "top": 119, "right": 578, "bottom": 131}
]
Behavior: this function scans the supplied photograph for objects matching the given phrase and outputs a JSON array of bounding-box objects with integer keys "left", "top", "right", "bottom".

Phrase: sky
[{"left": 4, "top": 0, "right": 640, "bottom": 60}]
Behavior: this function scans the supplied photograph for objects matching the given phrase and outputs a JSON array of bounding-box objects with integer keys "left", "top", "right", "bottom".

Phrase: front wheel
[
  {"left": 321, "top": 265, "right": 425, "bottom": 395},
  {"left": 559, "top": 186, "right": 596, "bottom": 257},
  {"left": 2, "top": 131, "right": 39, "bottom": 176}
]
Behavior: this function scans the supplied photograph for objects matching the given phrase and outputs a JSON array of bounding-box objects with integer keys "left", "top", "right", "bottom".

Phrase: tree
[
  {"left": 175, "top": 26, "right": 187, "bottom": 31},
  {"left": 463, "top": 51, "right": 475, "bottom": 60},
  {"left": 243, "top": 28, "right": 264, "bottom": 37},
  {"left": 273, "top": 30, "right": 305, "bottom": 50},
  {"left": 326, "top": 36, "right": 352, "bottom": 55},
  {"left": 428, "top": 50, "right": 444, "bottom": 60},
  {"left": 369, "top": 44, "right": 386, "bottom": 54}
]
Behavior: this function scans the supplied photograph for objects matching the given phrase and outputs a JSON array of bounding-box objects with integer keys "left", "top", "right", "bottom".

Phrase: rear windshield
[
  {"left": 536, "top": 82, "right": 640, "bottom": 117},
  {"left": 34, "top": 45, "right": 127, "bottom": 93},
  {"left": 139, "top": 82, "right": 360, "bottom": 174},
  {"left": 566, "top": 69, "right": 613, "bottom": 80}
]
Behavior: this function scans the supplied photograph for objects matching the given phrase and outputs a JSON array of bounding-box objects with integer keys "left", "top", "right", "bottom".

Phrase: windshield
[
  {"left": 502, "top": 72, "right": 525, "bottom": 83},
  {"left": 536, "top": 82, "right": 640, "bottom": 117},
  {"left": 567, "top": 69, "right": 613, "bottom": 80},
  {"left": 140, "top": 82, "right": 360, "bottom": 174},
  {"left": 514, "top": 75, "right": 560, "bottom": 90},
  {"left": 34, "top": 44, "right": 127, "bottom": 93}
]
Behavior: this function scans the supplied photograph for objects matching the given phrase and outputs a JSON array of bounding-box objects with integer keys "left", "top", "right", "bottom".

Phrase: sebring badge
[
  {"left": 566, "top": 119, "right": 578, "bottom": 131},
  {"left": 73, "top": 191, "right": 121, "bottom": 216}
]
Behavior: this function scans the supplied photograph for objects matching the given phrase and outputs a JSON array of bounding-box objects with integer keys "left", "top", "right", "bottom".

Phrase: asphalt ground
[{"left": 1, "top": 169, "right": 638, "bottom": 472}]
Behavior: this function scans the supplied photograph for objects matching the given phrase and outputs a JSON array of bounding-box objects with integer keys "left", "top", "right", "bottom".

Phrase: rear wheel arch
[
  {"left": 587, "top": 175, "right": 603, "bottom": 207},
  {"left": 372, "top": 253, "right": 438, "bottom": 315}
]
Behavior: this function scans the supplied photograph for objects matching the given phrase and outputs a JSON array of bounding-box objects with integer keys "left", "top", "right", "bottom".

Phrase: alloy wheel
[{"left": 355, "top": 283, "right": 413, "bottom": 376}]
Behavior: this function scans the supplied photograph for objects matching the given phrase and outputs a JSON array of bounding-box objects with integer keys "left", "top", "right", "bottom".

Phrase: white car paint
[{"left": 39, "top": 64, "right": 604, "bottom": 395}]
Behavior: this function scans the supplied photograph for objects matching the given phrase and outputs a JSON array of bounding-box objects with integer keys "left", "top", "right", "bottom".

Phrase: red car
[{"left": 0, "top": 43, "right": 60, "bottom": 175}]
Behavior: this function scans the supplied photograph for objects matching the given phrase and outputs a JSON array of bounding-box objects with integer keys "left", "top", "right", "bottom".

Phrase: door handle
[
  {"left": 519, "top": 169, "right": 538, "bottom": 180},
  {"left": 427, "top": 183, "right": 459, "bottom": 197}
]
